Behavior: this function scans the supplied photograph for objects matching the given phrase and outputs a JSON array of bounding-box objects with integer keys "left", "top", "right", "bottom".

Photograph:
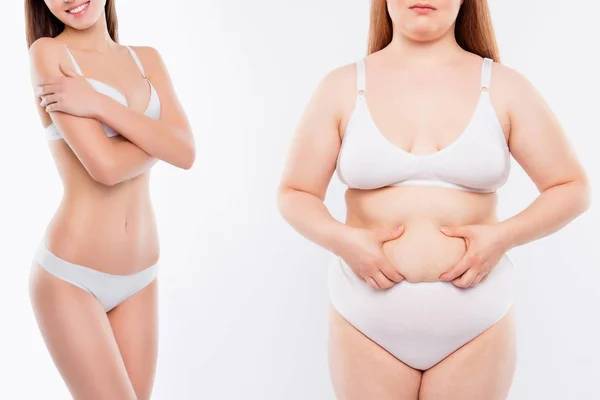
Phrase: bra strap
[
  {"left": 64, "top": 46, "right": 83, "bottom": 75},
  {"left": 480, "top": 57, "right": 493, "bottom": 91},
  {"left": 356, "top": 58, "right": 366, "bottom": 94},
  {"left": 125, "top": 45, "right": 147, "bottom": 79}
]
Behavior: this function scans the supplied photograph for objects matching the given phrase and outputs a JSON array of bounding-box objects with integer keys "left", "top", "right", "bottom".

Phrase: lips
[{"left": 409, "top": 3, "right": 436, "bottom": 10}]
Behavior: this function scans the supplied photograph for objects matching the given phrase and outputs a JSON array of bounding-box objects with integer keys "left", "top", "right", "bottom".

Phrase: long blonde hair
[{"left": 368, "top": 0, "right": 500, "bottom": 62}]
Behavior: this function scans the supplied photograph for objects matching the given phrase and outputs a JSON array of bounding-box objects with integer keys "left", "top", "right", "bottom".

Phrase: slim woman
[
  {"left": 278, "top": 1, "right": 589, "bottom": 399},
  {"left": 26, "top": 1, "right": 194, "bottom": 399}
]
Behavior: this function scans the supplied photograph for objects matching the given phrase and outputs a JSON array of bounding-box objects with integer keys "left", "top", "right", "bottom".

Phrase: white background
[{"left": 2, "top": 0, "right": 599, "bottom": 399}]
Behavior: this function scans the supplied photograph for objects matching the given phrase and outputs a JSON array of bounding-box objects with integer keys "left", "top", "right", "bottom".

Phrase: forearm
[
  {"left": 497, "top": 179, "right": 590, "bottom": 249},
  {"left": 277, "top": 187, "right": 352, "bottom": 255},
  {"left": 95, "top": 96, "right": 194, "bottom": 169},
  {"left": 105, "top": 138, "right": 158, "bottom": 185}
]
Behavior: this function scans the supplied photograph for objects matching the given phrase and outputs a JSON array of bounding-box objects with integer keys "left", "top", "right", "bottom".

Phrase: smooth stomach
[
  {"left": 43, "top": 139, "right": 159, "bottom": 275},
  {"left": 345, "top": 186, "right": 498, "bottom": 283}
]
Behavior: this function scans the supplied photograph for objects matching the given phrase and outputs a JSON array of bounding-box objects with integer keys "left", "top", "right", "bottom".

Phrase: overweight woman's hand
[
  {"left": 336, "top": 226, "right": 406, "bottom": 290},
  {"left": 438, "top": 224, "right": 511, "bottom": 288}
]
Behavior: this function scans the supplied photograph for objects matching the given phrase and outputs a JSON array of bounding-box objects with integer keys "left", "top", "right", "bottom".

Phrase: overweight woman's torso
[
  {"left": 45, "top": 139, "right": 159, "bottom": 275},
  {"left": 345, "top": 187, "right": 498, "bottom": 282},
  {"left": 337, "top": 51, "right": 511, "bottom": 283}
]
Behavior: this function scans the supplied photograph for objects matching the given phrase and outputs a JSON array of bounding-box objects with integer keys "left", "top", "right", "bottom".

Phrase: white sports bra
[
  {"left": 46, "top": 45, "right": 161, "bottom": 140},
  {"left": 335, "top": 57, "right": 511, "bottom": 193}
]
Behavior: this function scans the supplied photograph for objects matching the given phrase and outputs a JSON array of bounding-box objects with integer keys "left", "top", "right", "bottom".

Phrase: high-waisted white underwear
[{"left": 328, "top": 254, "right": 515, "bottom": 370}]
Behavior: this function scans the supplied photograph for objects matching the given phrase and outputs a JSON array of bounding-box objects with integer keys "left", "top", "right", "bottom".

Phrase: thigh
[
  {"left": 328, "top": 305, "right": 422, "bottom": 400},
  {"left": 419, "top": 307, "right": 517, "bottom": 400},
  {"left": 108, "top": 277, "right": 159, "bottom": 400},
  {"left": 29, "top": 263, "right": 137, "bottom": 400}
]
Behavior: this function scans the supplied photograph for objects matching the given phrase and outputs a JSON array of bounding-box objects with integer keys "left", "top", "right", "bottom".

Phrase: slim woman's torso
[
  {"left": 338, "top": 51, "right": 511, "bottom": 282},
  {"left": 39, "top": 40, "right": 159, "bottom": 275}
]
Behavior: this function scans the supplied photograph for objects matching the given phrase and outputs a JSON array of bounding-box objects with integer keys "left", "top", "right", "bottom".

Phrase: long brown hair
[
  {"left": 25, "top": 0, "right": 119, "bottom": 48},
  {"left": 368, "top": 0, "right": 500, "bottom": 62}
]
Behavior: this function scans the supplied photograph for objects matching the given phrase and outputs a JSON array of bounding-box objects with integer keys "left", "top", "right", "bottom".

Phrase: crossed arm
[{"left": 29, "top": 38, "right": 195, "bottom": 186}]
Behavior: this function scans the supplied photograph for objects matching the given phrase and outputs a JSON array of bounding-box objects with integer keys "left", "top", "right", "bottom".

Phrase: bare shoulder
[
  {"left": 128, "top": 45, "right": 165, "bottom": 75},
  {"left": 28, "top": 37, "right": 66, "bottom": 66},
  {"left": 309, "top": 61, "right": 358, "bottom": 119},
  {"left": 28, "top": 37, "right": 68, "bottom": 84},
  {"left": 319, "top": 62, "right": 357, "bottom": 96},
  {"left": 490, "top": 61, "right": 540, "bottom": 101}
]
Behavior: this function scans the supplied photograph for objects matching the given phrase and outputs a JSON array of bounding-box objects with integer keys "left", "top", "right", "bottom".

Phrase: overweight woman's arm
[
  {"left": 29, "top": 37, "right": 157, "bottom": 187},
  {"left": 495, "top": 64, "right": 590, "bottom": 248},
  {"left": 277, "top": 68, "right": 349, "bottom": 253},
  {"left": 278, "top": 66, "right": 405, "bottom": 290}
]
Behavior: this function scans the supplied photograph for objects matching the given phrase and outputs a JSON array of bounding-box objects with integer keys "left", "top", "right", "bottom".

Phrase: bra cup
[
  {"left": 427, "top": 115, "right": 510, "bottom": 191},
  {"left": 337, "top": 94, "right": 510, "bottom": 192},
  {"left": 46, "top": 45, "right": 161, "bottom": 140},
  {"left": 338, "top": 105, "right": 418, "bottom": 189}
]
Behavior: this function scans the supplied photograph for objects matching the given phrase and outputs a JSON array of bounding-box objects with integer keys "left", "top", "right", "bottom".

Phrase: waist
[
  {"left": 44, "top": 197, "right": 159, "bottom": 274},
  {"left": 345, "top": 186, "right": 499, "bottom": 282}
]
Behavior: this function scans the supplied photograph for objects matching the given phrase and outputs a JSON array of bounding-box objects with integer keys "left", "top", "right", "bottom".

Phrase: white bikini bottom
[{"left": 33, "top": 242, "right": 159, "bottom": 312}]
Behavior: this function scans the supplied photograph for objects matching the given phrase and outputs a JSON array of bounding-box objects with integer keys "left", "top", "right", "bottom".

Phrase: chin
[{"left": 58, "top": 1, "right": 104, "bottom": 30}]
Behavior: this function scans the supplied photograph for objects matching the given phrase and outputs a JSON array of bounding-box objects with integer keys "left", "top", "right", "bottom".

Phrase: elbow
[
  {"left": 576, "top": 175, "right": 592, "bottom": 215},
  {"left": 181, "top": 147, "right": 196, "bottom": 170},
  {"left": 88, "top": 159, "right": 120, "bottom": 187},
  {"left": 276, "top": 185, "right": 293, "bottom": 218},
  {"left": 91, "top": 169, "right": 119, "bottom": 187},
  {"left": 176, "top": 139, "right": 196, "bottom": 170}
]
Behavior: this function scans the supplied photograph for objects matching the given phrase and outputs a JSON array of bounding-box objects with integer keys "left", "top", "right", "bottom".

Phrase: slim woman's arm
[
  {"left": 29, "top": 38, "right": 157, "bottom": 186},
  {"left": 94, "top": 46, "right": 195, "bottom": 170},
  {"left": 495, "top": 65, "right": 590, "bottom": 249}
]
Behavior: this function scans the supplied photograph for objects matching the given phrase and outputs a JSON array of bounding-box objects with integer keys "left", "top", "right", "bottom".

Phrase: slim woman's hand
[
  {"left": 438, "top": 224, "right": 510, "bottom": 288},
  {"left": 35, "top": 64, "right": 103, "bottom": 118},
  {"left": 336, "top": 226, "right": 406, "bottom": 290}
]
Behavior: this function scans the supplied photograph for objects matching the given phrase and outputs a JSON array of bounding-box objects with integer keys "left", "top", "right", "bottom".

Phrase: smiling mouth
[{"left": 66, "top": 1, "right": 90, "bottom": 14}]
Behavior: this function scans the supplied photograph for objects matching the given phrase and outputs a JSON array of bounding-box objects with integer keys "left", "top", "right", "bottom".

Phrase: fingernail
[{"left": 440, "top": 227, "right": 449, "bottom": 232}]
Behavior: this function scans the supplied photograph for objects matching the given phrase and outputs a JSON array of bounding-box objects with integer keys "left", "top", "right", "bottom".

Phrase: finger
[
  {"left": 40, "top": 94, "right": 58, "bottom": 107},
  {"left": 379, "top": 261, "right": 405, "bottom": 283},
  {"left": 470, "top": 272, "right": 487, "bottom": 287},
  {"left": 35, "top": 84, "right": 59, "bottom": 97},
  {"left": 453, "top": 269, "right": 478, "bottom": 288},
  {"left": 365, "top": 277, "right": 379, "bottom": 290},
  {"left": 373, "top": 271, "right": 395, "bottom": 290},
  {"left": 439, "top": 254, "right": 473, "bottom": 281},
  {"left": 59, "top": 63, "right": 78, "bottom": 77},
  {"left": 45, "top": 103, "right": 60, "bottom": 113},
  {"left": 480, "top": 273, "right": 490, "bottom": 284},
  {"left": 377, "top": 225, "right": 405, "bottom": 243},
  {"left": 440, "top": 225, "right": 470, "bottom": 239}
]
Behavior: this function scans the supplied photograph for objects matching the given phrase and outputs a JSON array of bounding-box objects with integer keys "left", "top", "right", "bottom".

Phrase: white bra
[
  {"left": 46, "top": 45, "right": 161, "bottom": 140},
  {"left": 335, "top": 57, "right": 511, "bottom": 193}
]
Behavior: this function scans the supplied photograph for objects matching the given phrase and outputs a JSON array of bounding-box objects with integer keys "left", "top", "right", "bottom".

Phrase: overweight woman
[
  {"left": 26, "top": 1, "right": 194, "bottom": 399},
  {"left": 278, "top": 1, "right": 589, "bottom": 399}
]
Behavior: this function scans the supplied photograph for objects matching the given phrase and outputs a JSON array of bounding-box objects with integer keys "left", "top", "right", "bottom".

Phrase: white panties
[{"left": 328, "top": 254, "right": 515, "bottom": 370}]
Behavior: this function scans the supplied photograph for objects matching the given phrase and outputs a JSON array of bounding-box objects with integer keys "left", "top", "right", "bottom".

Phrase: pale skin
[
  {"left": 28, "top": 1, "right": 194, "bottom": 399},
  {"left": 278, "top": 0, "right": 589, "bottom": 399}
]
